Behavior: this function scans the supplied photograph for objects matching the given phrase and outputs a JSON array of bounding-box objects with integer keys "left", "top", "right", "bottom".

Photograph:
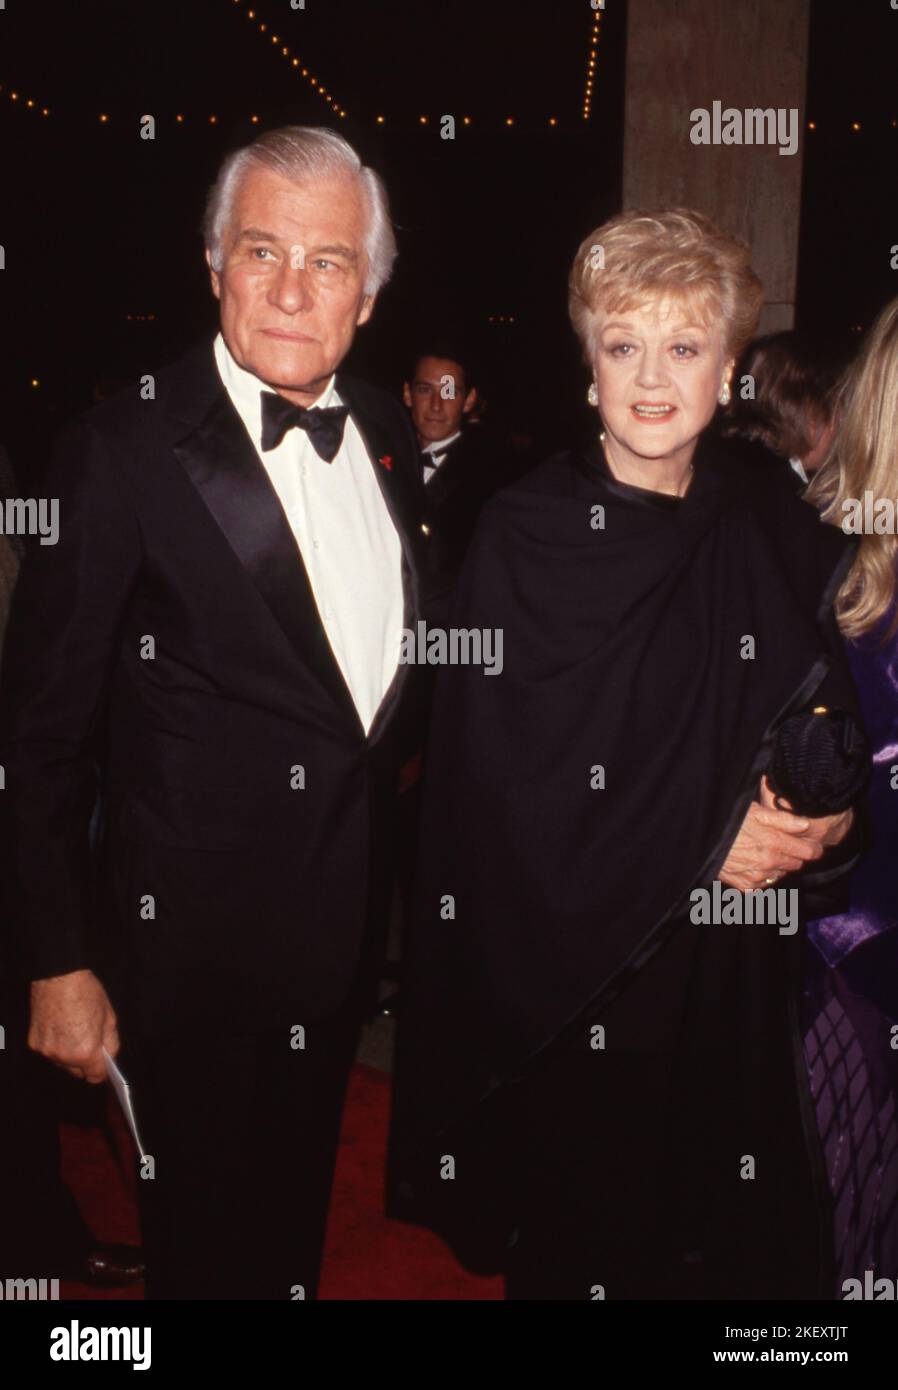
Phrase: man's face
[
  {"left": 207, "top": 166, "right": 375, "bottom": 405},
  {"left": 403, "top": 356, "right": 476, "bottom": 445}
]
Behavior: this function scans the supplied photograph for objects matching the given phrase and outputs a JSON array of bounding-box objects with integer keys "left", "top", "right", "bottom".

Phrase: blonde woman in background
[{"left": 804, "top": 296, "right": 898, "bottom": 1297}]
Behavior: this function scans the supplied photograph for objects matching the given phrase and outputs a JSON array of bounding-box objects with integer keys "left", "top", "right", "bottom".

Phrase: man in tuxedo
[
  {"left": 403, "top": 345, "right": 502, "bottom": 574},
  {"left": 0, "top": 126, "right": 430, "bottom": 1299}
]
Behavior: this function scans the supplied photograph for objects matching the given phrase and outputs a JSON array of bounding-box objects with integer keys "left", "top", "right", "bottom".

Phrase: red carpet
[{"left": 58, "top": 1063, "right": 502, "bottom": 1301}]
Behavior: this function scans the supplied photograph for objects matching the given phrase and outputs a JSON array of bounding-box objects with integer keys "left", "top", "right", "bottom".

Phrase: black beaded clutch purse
[{"left": 768, "top": 704, "right": 870, "bottom": 817}]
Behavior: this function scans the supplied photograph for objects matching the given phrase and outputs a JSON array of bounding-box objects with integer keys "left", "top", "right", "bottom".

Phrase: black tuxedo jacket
[
  {"left": 0, "top": 339, "right": 432, "bottom": 1037},
  {"left": 423, "top": 427, "right": 505, "bottom": 575}
]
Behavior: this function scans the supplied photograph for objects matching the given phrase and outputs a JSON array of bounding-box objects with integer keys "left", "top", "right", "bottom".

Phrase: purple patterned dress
[{"left": 804, "top": 597, "right": 898, "bottom": 1293}]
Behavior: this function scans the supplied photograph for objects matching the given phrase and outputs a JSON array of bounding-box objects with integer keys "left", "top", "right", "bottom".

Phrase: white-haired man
[{"left": 1, "top": 126, "right": 431, "bottom": 1299}]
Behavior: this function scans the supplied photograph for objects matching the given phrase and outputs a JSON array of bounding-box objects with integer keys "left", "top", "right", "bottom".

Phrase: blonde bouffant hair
[
  {"left": 808, "top": 296, "right": 898, "bottom": 641},
  {"left": 568, "top": 207, "right": 764, "bottom": 365}
]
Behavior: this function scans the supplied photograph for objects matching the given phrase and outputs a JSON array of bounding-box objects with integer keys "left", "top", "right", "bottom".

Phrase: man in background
[{"left": 403, "top": 343, "right": 504, "bottom": 574}]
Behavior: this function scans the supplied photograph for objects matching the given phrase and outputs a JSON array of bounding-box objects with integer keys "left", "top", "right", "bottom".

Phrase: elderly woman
[{"left": 398, "top": 209, "right": 864, "bottom": 1301}]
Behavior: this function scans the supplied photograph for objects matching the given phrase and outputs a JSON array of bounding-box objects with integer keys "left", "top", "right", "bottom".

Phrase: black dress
[{"left": 394, "top": 436, "right": 863, "bottom": 1299}]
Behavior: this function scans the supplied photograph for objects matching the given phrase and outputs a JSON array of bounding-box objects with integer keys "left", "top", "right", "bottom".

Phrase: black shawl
[{"left": 400, "top": 436, "right": 859, "bottom": 1144}]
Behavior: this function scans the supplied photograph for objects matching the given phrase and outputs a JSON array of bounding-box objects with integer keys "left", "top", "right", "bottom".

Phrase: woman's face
[{"left": 591, "top": 297, "right": 732, "bottom": 473}]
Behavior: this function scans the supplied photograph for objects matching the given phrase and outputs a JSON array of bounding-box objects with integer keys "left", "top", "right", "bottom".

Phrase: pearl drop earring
[{"left": 587, "top": 382, "right": 599, "bottom": 407}]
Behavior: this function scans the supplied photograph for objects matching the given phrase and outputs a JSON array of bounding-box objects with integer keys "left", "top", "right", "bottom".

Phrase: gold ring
[{"left": 763, "top": 876, "right": 777, "bottom": 886}]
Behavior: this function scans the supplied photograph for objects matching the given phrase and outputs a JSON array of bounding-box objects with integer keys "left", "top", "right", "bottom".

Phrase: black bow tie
[{"left": 260, "top": 390, "right": 349, "bottom": 461}]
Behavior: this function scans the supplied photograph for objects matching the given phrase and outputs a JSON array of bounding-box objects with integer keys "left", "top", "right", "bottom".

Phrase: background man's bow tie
[{"left": 260, "top": 390, "right": 349, "bottom": 461}]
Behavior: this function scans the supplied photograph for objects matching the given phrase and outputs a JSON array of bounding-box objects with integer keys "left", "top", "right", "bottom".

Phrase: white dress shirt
[
  {"left": 422, "top": 429, "right": 462, "bottom": 484},
  {"left": 213, "top": 333, "right": 404, "bottom": 735}
]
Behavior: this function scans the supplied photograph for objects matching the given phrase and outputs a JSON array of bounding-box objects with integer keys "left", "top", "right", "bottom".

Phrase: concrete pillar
[{"left": 622, "top": 0, "right": 810, "bottom": 333}]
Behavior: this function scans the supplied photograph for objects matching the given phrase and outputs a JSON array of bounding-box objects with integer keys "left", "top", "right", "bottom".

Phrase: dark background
[{"left": 0, "top": 0, "right": 895, "bottom": 479}]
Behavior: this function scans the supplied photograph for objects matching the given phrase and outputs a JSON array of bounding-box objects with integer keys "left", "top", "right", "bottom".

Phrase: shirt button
[{"left": 312, "top": 538, "right": 321, "bottom": 551}]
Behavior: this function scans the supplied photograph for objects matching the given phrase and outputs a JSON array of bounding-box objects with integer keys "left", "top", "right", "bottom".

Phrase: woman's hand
[
  {"left": 718, "top": 777, "right": 852, "bottom": 892},
  {"left": 758, "top": 776, "right": 854, "bottom": 850}
]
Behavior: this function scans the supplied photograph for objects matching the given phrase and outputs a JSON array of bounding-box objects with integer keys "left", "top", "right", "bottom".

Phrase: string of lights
[
  {"left": 807, "top": 119, "right": 898, "bottom": 132},
  {"left": 0, "top": 92, "right": 575, "bottom": 130},
  {"left": 160, "top": 113, "right": 559, "bottom": 130},
  {"left": 375, "top": 114, "right": 560, "bottom": 129},
  {"left": 0, "top": 83, "right": 50, "bottom": 117},
  {"left": 2, "top": 88, "right": 892, "bottom": 137},
  {"left": 582, "top": 2, "right": 602, "bottom": 121},
  {"left": 229, "top": 0, "right": 347, "bottom": 119},
  {"left": 1, "top": 68, "right": 892, "bottom": 137}
]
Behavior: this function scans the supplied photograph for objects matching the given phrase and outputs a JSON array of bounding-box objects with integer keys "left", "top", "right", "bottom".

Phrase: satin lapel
[
  {"left": 172, "top": 390, "right": 360, "bottom": 727},
  {"left": 337, "top": 377, "right": 423, "bottom": 745}
]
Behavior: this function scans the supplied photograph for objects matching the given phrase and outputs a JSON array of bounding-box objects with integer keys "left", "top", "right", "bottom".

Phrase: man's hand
[
  {"left": 719, "top": 776, "right": 853, "bottom": 893},
  {"left": 29, "top": 969, "right": 119, "bottom": 1084}
]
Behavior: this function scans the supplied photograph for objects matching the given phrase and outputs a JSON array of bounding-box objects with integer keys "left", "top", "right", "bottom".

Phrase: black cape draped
[{"left": 394, "top": 437, "right": 860, "bottom": 1292}]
